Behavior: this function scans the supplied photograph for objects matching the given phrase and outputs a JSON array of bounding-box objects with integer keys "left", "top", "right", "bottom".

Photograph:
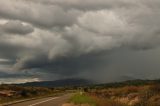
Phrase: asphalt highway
[{"left": 6, "top": 94, "right": 72, "bottom": 106}]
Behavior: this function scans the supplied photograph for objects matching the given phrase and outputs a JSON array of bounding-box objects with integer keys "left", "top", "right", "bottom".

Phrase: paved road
[{"left": 6, "top": 94, "right": 72, "bottom": 106}]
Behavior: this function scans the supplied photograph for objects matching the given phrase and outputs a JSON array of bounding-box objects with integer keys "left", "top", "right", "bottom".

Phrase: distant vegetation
[
  {"left": 0, "top": 84, "right": 70, "bottom": 103},
  {"left": 88, "top": 79, "right": 160, "bottom": 89},
  {"left": 67, "top": 79, "right": 160, "bottom": 106}
]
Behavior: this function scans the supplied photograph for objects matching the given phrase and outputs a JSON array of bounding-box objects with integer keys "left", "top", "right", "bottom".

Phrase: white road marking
[{"left": 28, "top": 97, "right": 59, "bottom": 106}]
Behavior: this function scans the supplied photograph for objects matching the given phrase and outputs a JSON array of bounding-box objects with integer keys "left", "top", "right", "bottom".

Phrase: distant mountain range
[
  {"left": 16, "top": 78, "right": 93, "bottom": 87},
  {"left": 14, "top": 78, "right": 160, "bottom": 88}
]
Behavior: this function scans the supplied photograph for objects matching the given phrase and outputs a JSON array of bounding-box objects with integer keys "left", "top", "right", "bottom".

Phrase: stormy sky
[{"left": 0, "top": 0, "right": 160, "bottom": 83}]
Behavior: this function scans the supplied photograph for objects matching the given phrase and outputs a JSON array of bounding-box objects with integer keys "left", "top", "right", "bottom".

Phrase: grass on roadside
[
  {"left": 69, "top": 92, "right": 97, "bottom": 106},
  {"left": 92, "top": 96, "right": 128, "bottom": 106}
]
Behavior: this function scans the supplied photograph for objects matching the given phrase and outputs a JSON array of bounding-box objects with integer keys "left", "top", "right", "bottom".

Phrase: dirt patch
[
  {"left": 115, "top": 95, "right": 140, "bottom": 106},
  {"left": 62, "top": 103, "right": 75, "bottom": 106},
  {"left": 62, "top": 103, "right": 91, "bottom": 106}
]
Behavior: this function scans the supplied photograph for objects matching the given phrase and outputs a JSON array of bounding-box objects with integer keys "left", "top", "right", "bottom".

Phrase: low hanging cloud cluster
[
  {"left": 0, "top": 21, "right": 34, "bottom": 35},
  {"left": 0, "top": 0, "right": 160, "bottom": 82}
]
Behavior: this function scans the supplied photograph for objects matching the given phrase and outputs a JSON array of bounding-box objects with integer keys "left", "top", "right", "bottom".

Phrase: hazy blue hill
[{"left": 16, "top": 78, "right": 93, "bottom": 87}]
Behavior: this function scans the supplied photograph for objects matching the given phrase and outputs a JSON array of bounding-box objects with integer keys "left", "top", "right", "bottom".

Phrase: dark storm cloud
[
  {"left": 0, "top": 71, "right": 33, "bottom": 78},
  {"left": 0, "top": 21, "right": 34, "bottom": 35},
  {"left": 0, "top": 0, "right": 160, "bottom": 83},
  {"left": 14, "top": 52, "right": 109, "bottom": 75}
]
